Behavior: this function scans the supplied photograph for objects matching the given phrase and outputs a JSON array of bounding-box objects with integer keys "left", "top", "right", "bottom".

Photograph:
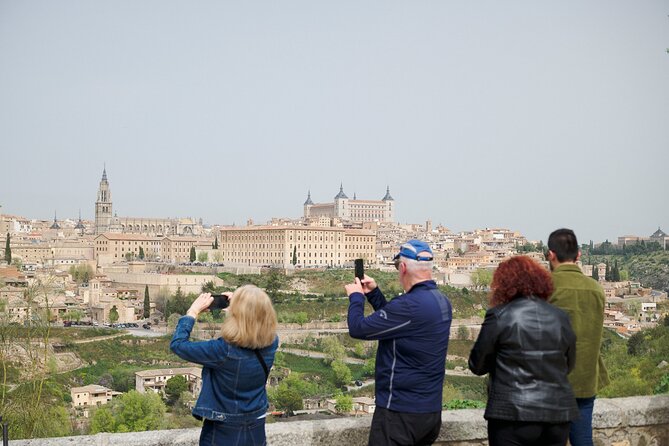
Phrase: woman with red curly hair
[{"left": 469, "top": 256, "right": 578, "bottom": 446}]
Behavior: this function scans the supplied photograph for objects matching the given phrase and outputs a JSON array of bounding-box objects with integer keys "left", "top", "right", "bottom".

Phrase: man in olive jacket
[{"left": 547, "top": 228, "right": 609, "bottom": 446}]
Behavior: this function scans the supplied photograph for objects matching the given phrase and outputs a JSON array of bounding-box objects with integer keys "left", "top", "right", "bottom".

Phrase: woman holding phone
[{"left": 171, "top": 285, "right": 278, "bottom": 446}]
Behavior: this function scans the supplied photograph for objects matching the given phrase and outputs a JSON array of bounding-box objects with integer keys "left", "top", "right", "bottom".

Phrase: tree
[
  {"left": 613, "top": 260, "right": 621, "bottom": 282},
  {"left": 109, "top": 305, "right": 119, "bottom": 324},
  {"left": 322, "top": 337, "right": 346, "bottom": 365},
  {"left": 362, "top": 358, "right": 376, "bottom": 377},
  {"left": 605, "top": 262, "right": 612, "bottom": 281},
  {"left": 335, "top": 394, "right": 353, "bottom": 413},
  {"left": 165, "top": 375, "right": 188, "bottom": 405},
  {"left": 138, "top": 246, "right": 145, "bottom": 260},
  {"left": 4, "top": 233, "right": 11, "bottom": 264},
  {"left": 294, "top": 311, "right": 308, "bottom": 327},
  {"left": 166, "top": 287, "right": 193, "bottom": 316},
  {"left": 90, "top": 390, "right": 166, "bottom": 433},
  {"left": 331, "top": 360, "right": 352, "bottom": 387},
  {"left": 143, "top": 285, "right": 150, "bottom": 319},
  {"left": 63, "top": 309, "right": 84, "bottom": 323},
  {"left": 272, "top": 385, "right": 303, "bottom": 413},
  {"left": 197, "top": 251, "right": 209, "bottom": 262},
  {"left": 592, "top": 265, "right": 599, "bottom": 281},
  {"left": 212, "top": 236, "right": 219, "bottom": 250},
  {"left": 292, "top": 246, "right": 297, "bottom": 265},
  {"left": 265, "top": 268, "right": 283, "bottom": 301},
  {"left": 189, "top": 247, "right": 196, "bottom": 262},
  {"left": 470, "top": 268, "right": 493, "bottom": 290}
]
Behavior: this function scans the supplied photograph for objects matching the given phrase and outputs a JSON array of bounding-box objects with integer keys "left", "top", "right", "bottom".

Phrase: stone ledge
[{"left": 9, "top": 395, "right": 669, "bottom": 446}]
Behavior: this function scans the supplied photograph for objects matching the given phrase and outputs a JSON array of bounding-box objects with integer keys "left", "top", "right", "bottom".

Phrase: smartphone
[
  {"left": 354, "top": 259, "right": 364, "bottom": 282},
  {"left": 209, "top": 294, "right": 230, "bottom": 310}
]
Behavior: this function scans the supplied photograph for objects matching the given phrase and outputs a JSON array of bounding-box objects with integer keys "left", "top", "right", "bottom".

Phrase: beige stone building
[
  {"left": 94, "top": 233, "right": 211, "bottom": 265},
  {"left": 220, "top": 225, "right": 376, "bottom": 267},
  {"left": 94, "top": 168, "right": 203, "bottom": 236},
  {"left": 71, "top": 384, "right": 121, "bottom": 414},
  {"left": 303, "top": 185, "right": 395, "bottom": 224},
  {"left": 135, "top": 367, "right": 202, "bottom": 395}
]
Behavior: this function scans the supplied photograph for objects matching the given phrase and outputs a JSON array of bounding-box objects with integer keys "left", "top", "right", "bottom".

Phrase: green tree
[
  {"left": 592, "top": 265, "right": 599, "bottom": 281},
  {"left": 4, "top": 233, "right": 10, "bottom": 264},
  {"left": 197, "top": 251, "right": 209, "bottom": 262},
  {"left": 292, "top": 246, "right": 297, "bottom": 265},
  {"left": 271, "top": 385, "right": 303, "bottom": 414},
  {"left": 362, "top": 358, "right": 376, "bottom": 377},
  {"left": 166, "top": 287, "right": 193, "bottom": 316},
  {"left": 335, "top": 394, "right": 353, "bottom": 413},
  {"left": 294, "top": 311, "right": 308, "bottom": 327},
  {"left": 138, "top": 246, "right": 145, "bottom": 260},
  {"left": 189, "top": 247, "right": 196, "bottom": 262},
  {"left": 322, "top": 337, "right": 346, "bottom": 365},
  {"left": 265, "top": 268, "right": 283, "bottom": 301},
  {"left": 165, "top": 375, "right": 188, "bottom": 405},
  {"left": 331, "top": 360, "right": 352, "bottom": 387},
  {"left": 605, "top": 262, "right": 612, "bottom": 281},
  {"left": 91, "top": 390, "right": 166, "bottom": 433},
  {"left": 63, "top": 309, "right": 84, "bottom": 323},
  {"left": 213, "top": 236, "right": 219, "bottom": 250},
  {"left": 143, "top": 285, "right": 150, "bottom": 319},
  {"left": 470, "top": 268, "right": 493, "bottom": 290},
  {"left": 109, "top": 305, "right": 119, "bottom": 324},
  {"left": 90, "top": 406, "right": 115, "bottom": 433}
]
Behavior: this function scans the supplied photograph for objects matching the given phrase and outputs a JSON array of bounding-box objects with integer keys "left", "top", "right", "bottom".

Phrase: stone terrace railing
[{"left": 10, "top": 395, "right": 669, "bottom": 446}]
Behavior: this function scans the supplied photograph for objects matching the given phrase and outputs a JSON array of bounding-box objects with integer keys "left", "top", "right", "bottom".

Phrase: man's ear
[{"left": 576, "top": 251, "right": 582, "bottom": 262}]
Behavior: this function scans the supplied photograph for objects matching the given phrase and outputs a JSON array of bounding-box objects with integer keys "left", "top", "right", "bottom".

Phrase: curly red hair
[{"left": 490, "top": 255, "right": 553, "bottom": 307}]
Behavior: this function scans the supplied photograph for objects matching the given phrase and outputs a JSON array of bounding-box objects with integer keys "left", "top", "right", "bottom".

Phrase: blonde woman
[{"left": 171, "top": 285, "right": 278, "bottom": 446}]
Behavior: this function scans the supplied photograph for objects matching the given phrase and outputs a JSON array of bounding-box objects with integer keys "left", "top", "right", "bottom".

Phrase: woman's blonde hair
[{"left": 220, "top": 285, "right": 277, "bottom": 349}]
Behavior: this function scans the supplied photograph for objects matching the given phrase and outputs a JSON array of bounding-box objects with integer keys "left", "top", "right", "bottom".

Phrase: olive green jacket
[{"left": 550, "top": 264, "right": 609, "bottom": 398}]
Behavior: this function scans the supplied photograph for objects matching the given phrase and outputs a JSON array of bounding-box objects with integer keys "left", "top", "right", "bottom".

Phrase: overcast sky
[{"left": 0, "top": 1, "right": 667, "bottom": 243}]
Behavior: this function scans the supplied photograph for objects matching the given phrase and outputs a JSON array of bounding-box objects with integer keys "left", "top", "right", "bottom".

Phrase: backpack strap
[{"left": 254, "top": 349, "right": 270, "bottom": 383}]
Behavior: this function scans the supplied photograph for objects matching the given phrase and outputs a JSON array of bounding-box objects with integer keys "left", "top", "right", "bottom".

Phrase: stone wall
[{"left": 9, "top": 395, "right": 669, "bottom": 446}]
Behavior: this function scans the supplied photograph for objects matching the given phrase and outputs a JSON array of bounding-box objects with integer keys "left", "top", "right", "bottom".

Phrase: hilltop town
[{"left": 1, "top": 169, "right": 667, "bottom": 438}]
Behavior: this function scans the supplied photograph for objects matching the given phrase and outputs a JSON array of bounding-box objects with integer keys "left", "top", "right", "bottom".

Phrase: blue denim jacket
[{"left": 170, "top": 315, "right": 279, "bottom": 422}]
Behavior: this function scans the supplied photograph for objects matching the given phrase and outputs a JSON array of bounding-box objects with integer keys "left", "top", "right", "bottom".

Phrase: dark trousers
[
  {"left": 368, "top": 407, "right": 441, "bottom": 446},
  {"left": 488, "top": 419, "right": 570, "bottom": 446}
]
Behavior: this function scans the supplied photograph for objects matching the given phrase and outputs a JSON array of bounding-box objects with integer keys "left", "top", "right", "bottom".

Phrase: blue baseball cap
[{"left": 393, "top": 239, "right": 434, "bottom": 261}]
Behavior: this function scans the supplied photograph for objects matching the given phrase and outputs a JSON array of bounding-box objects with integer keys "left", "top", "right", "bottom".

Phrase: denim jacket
[{"left": 170, "top": 315, "right": 279, "bottom": 422}]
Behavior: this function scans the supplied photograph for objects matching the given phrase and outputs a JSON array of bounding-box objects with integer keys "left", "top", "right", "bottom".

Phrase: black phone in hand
[
  {"left": 210, "top": 294, "right": 230, "bottom": 310},
  {"left": 354, "top": 259, "right": 364, "bottom": 281}
]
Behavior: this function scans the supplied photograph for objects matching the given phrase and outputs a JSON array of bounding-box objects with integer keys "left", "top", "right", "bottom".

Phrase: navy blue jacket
[
  {"left": 348, "top": 280, "right": 452, "bottom": 413},
  {"left": 170, "top": 315, "right": 278, "bottom": 422}
]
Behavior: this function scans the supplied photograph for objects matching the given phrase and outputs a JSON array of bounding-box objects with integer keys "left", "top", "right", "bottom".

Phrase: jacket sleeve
[
  {"left": 365, "top": 287, "right": 388, "bottom": 311},
  {"left": 348, "top": 292, "right": 413, "bottom": 340},
  {"left": 468, "top": 309, "right": 499, "bottom": 376},
  {"left": 170, "top": 315, "right": 228, "bottom": 368}
]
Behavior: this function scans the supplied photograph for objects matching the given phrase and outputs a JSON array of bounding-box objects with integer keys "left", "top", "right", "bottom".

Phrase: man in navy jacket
[{"left": 346, "top": 240, "right": 452, "bottom": 446}]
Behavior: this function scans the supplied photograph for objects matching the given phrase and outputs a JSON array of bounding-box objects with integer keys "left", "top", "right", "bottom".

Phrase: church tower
[{"left": 95, "top": 167, "right": 113, "bottom": 234}]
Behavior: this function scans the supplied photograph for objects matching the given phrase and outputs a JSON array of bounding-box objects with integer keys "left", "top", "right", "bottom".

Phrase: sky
[{"left": 0, "top": 1, "right": 668, "bottom": 244}]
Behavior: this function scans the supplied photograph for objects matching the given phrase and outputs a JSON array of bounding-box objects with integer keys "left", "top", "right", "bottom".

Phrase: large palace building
[
  {"left": 94, "top": 168, "right": 202, "bottom": 236},
  {"left": 303, "top": 184, "right": 395, "bottom": 223}
]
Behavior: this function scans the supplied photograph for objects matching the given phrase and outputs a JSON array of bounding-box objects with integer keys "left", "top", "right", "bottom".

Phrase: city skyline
[{"left": 1, "top": 1, "right": 668, "bottom": 244}]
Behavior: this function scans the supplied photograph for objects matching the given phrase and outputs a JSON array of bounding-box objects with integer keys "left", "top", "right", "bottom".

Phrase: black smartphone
[
  {"left": 210, "top": 294, "right": 230, "bottom": 310},
  {"left": 354, "top": 259, "right": 364, "bottom": 281}
]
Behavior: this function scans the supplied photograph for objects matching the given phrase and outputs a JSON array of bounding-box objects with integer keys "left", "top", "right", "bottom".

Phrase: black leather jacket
[{"left": 469, "top": 296, "right": 579, "bottom": 423}]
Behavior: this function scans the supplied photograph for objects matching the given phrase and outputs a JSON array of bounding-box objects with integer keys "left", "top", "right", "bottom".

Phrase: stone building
[
  {"left": 94, "top": 168, "right": 203, "bottom": 236},
  {"left": 303, "top": 185, "right": 395, "bottom": 224},
  {"left": 135, "top": 367, "right": 202, "bottom": 395},
  {"left": 219, "top": 225, "right": 376, "bottom": 268}
]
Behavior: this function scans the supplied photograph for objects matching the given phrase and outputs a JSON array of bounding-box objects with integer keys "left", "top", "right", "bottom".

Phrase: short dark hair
[{"left": 547, "top": 228, "right": 579, "bottom": 262}]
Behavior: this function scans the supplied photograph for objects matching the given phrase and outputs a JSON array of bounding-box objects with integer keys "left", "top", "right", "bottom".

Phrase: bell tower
[{"left": 95, "top": 167, "right": 113, "bottom": 234}]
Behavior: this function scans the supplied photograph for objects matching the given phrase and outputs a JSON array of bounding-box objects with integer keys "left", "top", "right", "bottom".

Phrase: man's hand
[
  {"left": 360, "top": 274, "right": 377, "bottom": 294},
  {"left": 345, "top": 278, "right": 364, "bottom": 296},
  {"left": 345, "top": 276, "right": 377, "bottom": 297},
  {"left": 186, "top": 293, "right": 213, "bottom": 319}
]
